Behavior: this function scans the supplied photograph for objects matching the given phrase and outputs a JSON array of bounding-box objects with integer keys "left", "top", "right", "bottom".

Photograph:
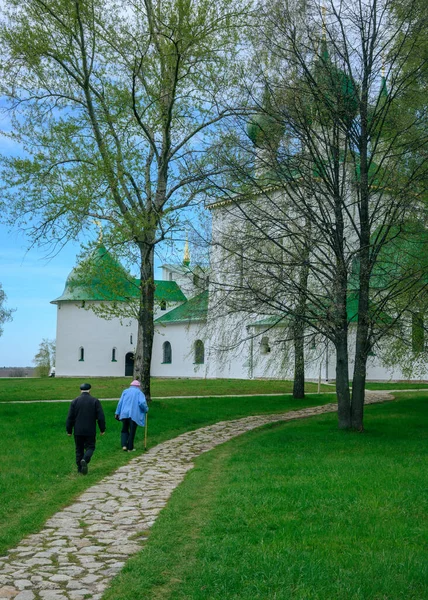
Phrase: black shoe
[{"left": 80, "top": 459, "right": 88, "bottom": 475}]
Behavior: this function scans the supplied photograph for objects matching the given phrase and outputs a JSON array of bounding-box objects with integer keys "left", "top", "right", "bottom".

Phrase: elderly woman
[{"left": 115, "top": 380, "right": 148, "bottom": 452}]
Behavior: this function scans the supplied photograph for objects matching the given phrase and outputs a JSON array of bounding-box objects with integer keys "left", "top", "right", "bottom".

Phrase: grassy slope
[
  {"left": 0, "top": 377, "right": 333, "bottom": 402},
  {"left": 104, "top": 393, "right": 428, "bottom": 600},
  {"left": 0, "top": 393, "right": 331, "bottom": 556}
]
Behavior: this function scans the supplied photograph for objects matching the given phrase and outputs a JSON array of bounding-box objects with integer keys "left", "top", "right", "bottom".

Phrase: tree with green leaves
[
  {"left": 33, "top": 338, "right": 56, "bottom": 378},
  {"left": 0, "top": 0, "right": 249, "bottom": 400},
  {"left": 0, "top": 283, "right": 14, "bottom": 336}
]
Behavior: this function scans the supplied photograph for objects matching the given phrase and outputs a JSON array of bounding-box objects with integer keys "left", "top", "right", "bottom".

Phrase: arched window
[
  {"left": 260, "top": 337, "right": 270, "bottom": 355},
  {"left": 163, "top": 341, "right": 172, "bottom": 364},
  {"left": 111, "top": 347, "right": 117, "bottom": 362},
  {"left": 79, "top": 347, "right": 84, "bottom": 361},
  {"left": 130, "top": 334, "right": 133, "bottom": 345},
  {"left": 194, "top": 340, "right": 205, "bottom": 364},
  {"left": 160, "top": 300, "right": 167, "bottom": 311}
]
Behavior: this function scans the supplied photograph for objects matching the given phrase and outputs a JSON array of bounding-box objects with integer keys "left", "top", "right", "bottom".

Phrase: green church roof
[
  {"left": 156, "top": 290, "right": 208, "bottom": 324},
  {"left": 51, "top": 245, "right": 187, "bottom": 304}
]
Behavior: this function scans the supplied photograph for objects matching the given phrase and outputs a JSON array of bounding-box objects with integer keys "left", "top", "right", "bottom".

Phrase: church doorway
[{"left": 125, "top": 352, "right": 134, "bottom": 376}]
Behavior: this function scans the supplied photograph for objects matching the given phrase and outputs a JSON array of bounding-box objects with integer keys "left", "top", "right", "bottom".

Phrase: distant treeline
[{"left": 0, "top": 367, "right": 35, "bottom": 378}]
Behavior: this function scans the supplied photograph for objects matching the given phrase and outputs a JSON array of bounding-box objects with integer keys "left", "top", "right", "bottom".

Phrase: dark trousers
[
  {"left": 74, "top": 435, "right": 96, "bottom": 470},
  {"left": 121, "top": 418, "right": 138, "bottom": 450}
]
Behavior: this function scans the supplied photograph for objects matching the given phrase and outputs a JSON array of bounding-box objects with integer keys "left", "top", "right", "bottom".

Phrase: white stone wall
[
  {"left": 152, "top": 321, "right": 208, "bottom": 378},
  {"left": 55, "top": 300, "right": 186, "bottom": 378},
  {"left": 55, "top": 302, "right": 137, "bottom": 377}
]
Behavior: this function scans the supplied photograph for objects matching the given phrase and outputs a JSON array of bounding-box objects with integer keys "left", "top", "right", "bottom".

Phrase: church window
[
  {"left": 160, "top": 300, "right": 167, "bottom": 311},
  {"left": 79, "top": 347, "right": 84, "bottom": 361},
  {"left": 130, "top": 334, "right": 133, "bottom": 345},
  {"left": 163, "top": 341, "right": 172, "bottom": 364},
  {"left": 260, "top": 337, "right": 270, "bottom": 354},
  {"left": 194, "top": 340, "right": 205, "bottom": 364},
  {"left": 412, "top": 313, "right": 424, "bottom": 352},
  {"left": 111, "top": 347, "right": 117, "bottom": 362}
]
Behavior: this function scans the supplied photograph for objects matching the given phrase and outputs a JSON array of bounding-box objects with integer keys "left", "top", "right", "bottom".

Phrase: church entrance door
[{"left": 125, "top": 352, "right": 134, "bottom": 376}]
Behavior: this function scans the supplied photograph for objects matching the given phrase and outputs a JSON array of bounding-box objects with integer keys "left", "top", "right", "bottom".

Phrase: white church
[{"left": 51, "top": 207, "right": 427, "bottom": 382}]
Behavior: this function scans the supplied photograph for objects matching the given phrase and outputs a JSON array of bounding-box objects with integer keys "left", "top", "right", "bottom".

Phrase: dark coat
[{"left": 66, "top": 393, "right": 106, "bottom": 436}]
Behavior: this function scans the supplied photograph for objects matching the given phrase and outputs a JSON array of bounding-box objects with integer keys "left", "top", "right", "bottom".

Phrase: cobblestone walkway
[{"left": 0, "top": 392, "right": 392, "bottom": 600}]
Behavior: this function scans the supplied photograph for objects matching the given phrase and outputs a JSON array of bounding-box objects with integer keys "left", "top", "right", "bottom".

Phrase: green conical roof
[
  {"left": 379, "top": 75, "right": 388, "bottom": 99},
  {"left": 51, "top": 245, "right": 187, "bottom": 304},
  {"left": 313, "top": 38, "right": 359, "bottom": 127},
  {"left": 247, "top": 85, "right": 284, "bottom": 149},
  {"left": 51, "top": 245, "right": 136, "bottom": 302}
]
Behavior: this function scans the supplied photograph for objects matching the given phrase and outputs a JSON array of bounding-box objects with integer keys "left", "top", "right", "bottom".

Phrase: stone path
[{"left": 0, "top": 391, "right": 392, "bottom": 600}]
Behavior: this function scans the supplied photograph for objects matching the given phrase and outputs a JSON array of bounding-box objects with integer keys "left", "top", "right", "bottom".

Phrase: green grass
[
  {"left": 0, "top": 392, "right": 332, "bottom": 556},
  {"left": 103, "top": 393, "right": 428, "bottom": 600},
  {"left": 0, "top": 377, "right": 334, "bottom": 402},
  {"left": 364, "top": 381, "right": 428, "bottom": 390}
]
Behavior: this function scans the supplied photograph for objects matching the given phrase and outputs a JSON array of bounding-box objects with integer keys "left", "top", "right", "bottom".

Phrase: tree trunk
[
  {"left": 351, "top": 247, "right": 370, "bottom": 431},
  {"left": 351, "top": 84, "right": 371, "bottom": 432},
  {"left": 351, "top": 351, "right": 367, "bottom": 431},
  {"left": 335, "top": 333, "right": 351, "bottom": 429},
  {"left": 293, "top": 227, "right": 311, "bottom": 399},
  {"left": 293, "top": 317, "right": 305, "bottom": 398},
  {"left": 134, "top": 242, "right": 155, "bottom": 402},
  {"left": 293, "top": 246, "right": 311, "bottom": 399}
]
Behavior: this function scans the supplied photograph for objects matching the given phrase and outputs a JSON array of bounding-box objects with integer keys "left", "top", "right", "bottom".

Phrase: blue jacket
[{"left": 115, "top": 386, "right": 148, "bottom": 426}]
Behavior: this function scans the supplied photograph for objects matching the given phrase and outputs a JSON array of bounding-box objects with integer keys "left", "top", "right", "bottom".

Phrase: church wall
[
  {"left": 55, "top": 302, "right": 137, "bottom": 377},
  {"left": 152, "top": 321, "right": 209, "bottom": 378},
  {"left": 161, "top": 266, "right": 206, "bottom": 300}
]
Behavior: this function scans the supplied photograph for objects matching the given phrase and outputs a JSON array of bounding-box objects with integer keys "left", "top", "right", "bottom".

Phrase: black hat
[{"left": 80, "top": 383, "right": 91, "bottom": 391}]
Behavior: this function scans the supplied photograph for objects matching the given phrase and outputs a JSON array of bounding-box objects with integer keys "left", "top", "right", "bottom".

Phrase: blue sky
[
  {"left": 0, "top": 224, "right": 82, "bottom": 366},
  {"left": 0, "top": 105, "right": 81, "bottom": 366}
]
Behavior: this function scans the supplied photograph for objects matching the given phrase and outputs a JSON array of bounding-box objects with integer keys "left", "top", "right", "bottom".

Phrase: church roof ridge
[{"left": 155, "top": 290, "right": 208, "bottom": 324}]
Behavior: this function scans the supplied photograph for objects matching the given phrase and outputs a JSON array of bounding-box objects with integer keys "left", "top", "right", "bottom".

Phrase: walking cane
[{"left": 144, "top": 413, "right": 148, "bottom": 451}]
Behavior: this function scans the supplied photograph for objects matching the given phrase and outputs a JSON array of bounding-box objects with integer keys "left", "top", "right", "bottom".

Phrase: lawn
[
  {"left": 0, "top": 377, "right": 334, "bottom": 402},
  {"left": 103, "top": 393, "right": 428, "bottom": 600},
  {"left": 0, "top": 392, "right": 333, "bottom": 556},
  {"left": 364, "top": 381, "right": 428, "bottom": 390}
]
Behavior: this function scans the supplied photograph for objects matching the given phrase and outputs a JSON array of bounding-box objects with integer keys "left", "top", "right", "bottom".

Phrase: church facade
[{"left": 51, "top": 231, "right": 427, "bottom": 382}]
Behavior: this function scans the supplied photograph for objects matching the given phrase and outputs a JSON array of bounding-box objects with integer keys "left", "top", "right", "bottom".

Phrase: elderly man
[
  {"left": 66, "top": 383, "right": 106, "bottom": 474},
  {"left": 115, "top": 379, "right": 148, "bottom": 452}
]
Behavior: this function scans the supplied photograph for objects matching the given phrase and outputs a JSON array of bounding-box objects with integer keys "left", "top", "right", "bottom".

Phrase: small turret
[{"left": 183, "top": 234, "right": 191, "bottom": 267}]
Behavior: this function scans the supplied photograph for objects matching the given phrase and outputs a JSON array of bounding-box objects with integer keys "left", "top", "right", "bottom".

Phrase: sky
[
  {"left": 0, "top": 90, "right": 81, "bottom": 366},
  {"left": 0, "top": 224, "right": 82, "bottom": 366}
]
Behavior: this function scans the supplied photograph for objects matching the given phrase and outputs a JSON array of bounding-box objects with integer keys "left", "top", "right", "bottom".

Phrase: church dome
[
  {"left": 247, "top": 112, "right": 279, "bottom": 148},
  {"left": 247, "top": 84, "right": 284, "bottom": 150},
  {"left": 51, "top": 244, "right": 137, "bottom": 303},
  {"left": 313, "top": 39, "right": 359, "bottom": 127}
]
